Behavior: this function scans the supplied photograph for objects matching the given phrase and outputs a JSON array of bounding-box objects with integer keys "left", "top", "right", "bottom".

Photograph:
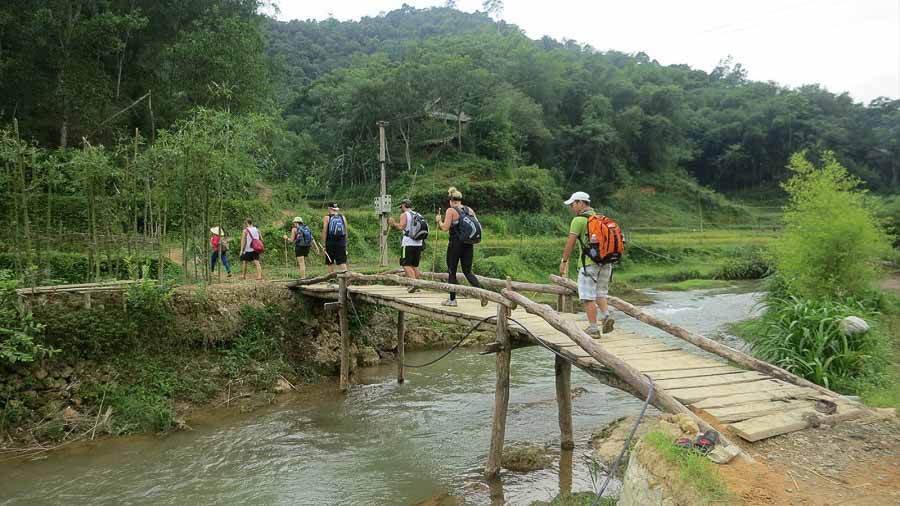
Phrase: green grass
[
  {"left": 860, "top": 302, "right": 900, "bottom": 410},
  {"left": 531, "top": 492, "right": 616, "bottom": 506},
  {"left": 642, "top": 431, "right": 735, "bottom": 504},
  {"left": 653, "top": 279, "right": 735, "bottom": 291}
]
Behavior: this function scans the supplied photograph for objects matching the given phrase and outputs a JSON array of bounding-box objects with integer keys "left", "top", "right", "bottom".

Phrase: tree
[{"left": 773, "top": 151, "right": 892, "bottom": 298}]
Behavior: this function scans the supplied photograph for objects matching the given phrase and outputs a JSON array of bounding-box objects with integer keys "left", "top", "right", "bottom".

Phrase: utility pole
[{"left": 378, "top": 120, "right": 389, "bottom": 267}]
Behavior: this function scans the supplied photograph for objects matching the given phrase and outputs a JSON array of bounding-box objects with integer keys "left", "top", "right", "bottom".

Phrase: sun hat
[
  {"left": 210, "top": 226, "right": 223, "bottom": 235},
  {"left": 398, "top": 198, "right": 412, "bottom": 208},
  {"left": 563, "top": 191, "right": 591, "bottom": 205},
  {"left": 328, "top": 202, "right": 340, "bottom": 211},
  {"left": 292, "top": 216, "right": 303, "bottom": 223}
]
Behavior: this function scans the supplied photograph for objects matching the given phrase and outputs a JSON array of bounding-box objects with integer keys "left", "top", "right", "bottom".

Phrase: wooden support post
[
  {"left": 485, "top": 303, "right": 511, "bottom": 478},
  {"left": 557, "top": 294, "right": 564, "bottom": 312},
  {"left": 83, "top": 292, "right": 92, "bottom": 309},
  {"left": 559, "top": 448, "right": 574, "bottom": 498},
  {"left": 397, "top": 310, "right": 405, "bottom": 384},
  {"left": 555, "top": 355, "right": 574, "bottom": 450},
  {"left": 338, "top": 275, "right": 350, "bottom": 391}
]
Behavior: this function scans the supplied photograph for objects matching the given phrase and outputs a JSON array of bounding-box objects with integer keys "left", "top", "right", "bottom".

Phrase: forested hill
[
  {"left": 0, "top": 2, "right": 897, "bottom": 201},
  {"left": 266, "top": 5, "right": 899, "bottom": 194}
]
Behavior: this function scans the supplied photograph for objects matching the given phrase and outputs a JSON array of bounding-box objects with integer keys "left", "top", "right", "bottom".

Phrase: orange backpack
[{"left": 580, "top": 214, "right": 624, "bottom": 266}]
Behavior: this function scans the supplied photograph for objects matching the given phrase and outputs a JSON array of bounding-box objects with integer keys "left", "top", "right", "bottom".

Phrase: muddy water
[{"left": 0, "top": 287, "right": 762, "bottom": 505}]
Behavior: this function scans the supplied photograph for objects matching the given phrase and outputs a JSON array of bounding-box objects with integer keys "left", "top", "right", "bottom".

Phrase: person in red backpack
[
  {"left": 560, "top": 191, "right": 614, "bottom": 337},
  {"left": 239, "top": 218, "right": 264, "bottom": 281},
  {"left": 209, "top": 226, "right": 232, "bottom": 277}
]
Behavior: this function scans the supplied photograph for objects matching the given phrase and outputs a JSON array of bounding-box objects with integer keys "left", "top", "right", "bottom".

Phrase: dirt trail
[
  {"left": 165, "top": 182, "right": 296, "bottom": 263},
  {"left": 721, "top": 414, "right": 900, "bottom": 505},
  {"left": 878, "top": 271, "right": 900, "bottom": 294}
]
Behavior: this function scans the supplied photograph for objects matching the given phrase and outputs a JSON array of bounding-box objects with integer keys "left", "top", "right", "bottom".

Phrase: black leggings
[{"left": 446, "top": 240, "right": 480, "bottom": 300}]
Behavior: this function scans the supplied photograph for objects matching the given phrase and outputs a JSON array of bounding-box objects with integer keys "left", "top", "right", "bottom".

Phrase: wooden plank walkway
[{"left": 295, "top": 282, "right": 867, "bottom": 443}]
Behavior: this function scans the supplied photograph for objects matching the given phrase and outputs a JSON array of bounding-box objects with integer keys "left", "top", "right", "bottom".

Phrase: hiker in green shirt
[{"left": 560, "top": 191, "right": 614, "bottom": 337}]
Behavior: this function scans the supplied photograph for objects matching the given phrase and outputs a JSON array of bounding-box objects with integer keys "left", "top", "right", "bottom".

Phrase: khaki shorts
[{"left": 577, "top": 263, "right": 612, "bottom": 301}]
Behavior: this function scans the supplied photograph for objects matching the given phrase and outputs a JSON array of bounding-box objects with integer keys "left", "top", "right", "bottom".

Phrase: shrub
[
  {"left": 714, "top": 253, "right": 773, "bottom": 280},
  {"left": 0, "top": 270, "right": 55, "bottom": 365},
  {"left": 747, "top": 294, "right": 886, "bottom": 391},
  {"left": 773, "top": 151, "right": 892, "bottom": 298},
  {"left": 125, "top": 273, "right": 175, "bottom": 344}
]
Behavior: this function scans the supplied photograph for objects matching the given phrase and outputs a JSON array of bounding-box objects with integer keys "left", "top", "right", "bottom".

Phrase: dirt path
[
  {"left": 878, "top": 271, "right": 900, "bottom": 295},
  {"left": 721, "top": 414, "right": 900, "bottom": 505}
]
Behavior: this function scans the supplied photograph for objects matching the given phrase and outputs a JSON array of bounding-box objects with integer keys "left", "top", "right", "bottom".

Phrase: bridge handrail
[
  {"left": 420, "top": 272, "right": 570, "bottom": 295},
  {"left": 343, "top": 273, "right": 517, "bottom": 309}
]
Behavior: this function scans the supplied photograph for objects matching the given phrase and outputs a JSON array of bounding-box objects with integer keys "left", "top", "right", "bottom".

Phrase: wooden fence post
[
  {"left": 485, "top": 302, "right": 511, "bottom": 478},
  {"left": 559, "top": 447, "right": 574, "bottom": 497},
  {"left": 338, "top": 275, "right": 350, "bottom": 391},
  {"left": 555, "top": 355, "right": 574, "bottom": 449},
  {"left": 397, "top": 310, "right": 405, "bottom": 384}
]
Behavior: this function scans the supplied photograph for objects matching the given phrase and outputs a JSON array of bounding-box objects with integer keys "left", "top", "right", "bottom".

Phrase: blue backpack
[
  {"left": 327, "top": 215, "right": 346, "bottom": 241},
  {"left": 295, "top": 224, "right": 313, "bottom": 246}
]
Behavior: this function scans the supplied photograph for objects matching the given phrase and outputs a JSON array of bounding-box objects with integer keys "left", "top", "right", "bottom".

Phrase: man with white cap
[{"left": 560, "top": 191, "right": 614, "bottom": 337}]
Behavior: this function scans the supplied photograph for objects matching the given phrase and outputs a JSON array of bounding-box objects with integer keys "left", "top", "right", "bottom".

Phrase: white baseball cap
[{"left": 563, "top": 191, "right": 590, "bottom": 205}]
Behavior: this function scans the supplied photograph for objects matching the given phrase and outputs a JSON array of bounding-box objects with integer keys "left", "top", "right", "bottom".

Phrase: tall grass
[{"left": 745, "top": 290, "right": 887, "bottom": 391}]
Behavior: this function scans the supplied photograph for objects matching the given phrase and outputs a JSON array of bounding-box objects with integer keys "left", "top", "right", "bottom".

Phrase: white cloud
[{"left": 272, "top": 0, "right": 900, "bottom": 103}]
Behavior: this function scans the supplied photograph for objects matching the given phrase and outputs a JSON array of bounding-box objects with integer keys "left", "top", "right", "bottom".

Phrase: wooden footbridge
[{"left": 288, "top": 271, "right": 869, "bottom": 477}]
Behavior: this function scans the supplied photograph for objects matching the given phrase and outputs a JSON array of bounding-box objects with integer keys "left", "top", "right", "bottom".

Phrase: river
[{"left": 0, "top": 287, "right": 762, "bottom": 505}]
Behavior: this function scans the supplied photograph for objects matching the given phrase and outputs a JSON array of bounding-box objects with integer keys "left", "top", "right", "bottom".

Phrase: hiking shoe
[
  {"left": 602, "top": 317, "right": 615, "bottom": 334},
  {"left": 441, "top": 299, "right": 458, "bottom": 307},
  {"left": 407, "top": 286, "right": 418, "bottom": 293},
  {"left": 584, "top": 325, "right": 600, "bottom": 337}
]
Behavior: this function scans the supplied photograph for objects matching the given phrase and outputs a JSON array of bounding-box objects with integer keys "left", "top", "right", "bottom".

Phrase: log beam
[
  {"left": 345, "top": 273, "right": 515, "bottom": 309},
  {"left": 502, "top": 288, "right": 747, "bottom": 459},
  {"left": 485, "top": 303, "right": 511, "bottom": 478},
  {"left": 421, "top": 271, "right": 570, "bottom": 295},
  {"left": 555, "top": 355, "right": 574, "bottom": 450},
  {"left": 397, "top": 311, "right": 405, "bottom": 384},
  {"left": 548, "top": 274, "right": 840, "bottom": 398},
  {"left": 338, "top": 275, "right": 350, "bottom": 391}
]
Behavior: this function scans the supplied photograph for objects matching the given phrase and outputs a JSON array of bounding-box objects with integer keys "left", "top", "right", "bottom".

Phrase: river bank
[
  {"left": 0, "top": 281, "right": 496, "bottom": 454},
  {"left": 0, "top": 283, "right": 771, "bottom": 505}
]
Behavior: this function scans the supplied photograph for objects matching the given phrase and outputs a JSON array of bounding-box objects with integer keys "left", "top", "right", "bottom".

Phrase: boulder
[{"left": 839, "top": 316, "right": 869, "bottom": 336}]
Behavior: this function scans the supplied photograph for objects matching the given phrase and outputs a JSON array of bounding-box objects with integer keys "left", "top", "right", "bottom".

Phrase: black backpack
[
  {"left": 406, "top": 211, "right": 429, "bottom": 241},
  {"left": 454, "top": 206, "right": 482, "bottom": 244}
]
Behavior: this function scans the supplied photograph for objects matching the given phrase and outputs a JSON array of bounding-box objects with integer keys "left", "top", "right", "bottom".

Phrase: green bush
[
  {"left": 746, "top": 294, "right": 886, "bottom": 391},
  {"left": 773, "top": 151, "right": 892, "bottom": 298},
  {"left": 0, "top": 252, "right": 180, "bottom": 284},
  {"left": 714, "top": 253, "right": 773, "bottom": 280},
  {"left": 222, "top": 305, "right": 288, "bottom": 387},
  {"left": 0, "top": 270, "right": 55, "bottom": 365}
]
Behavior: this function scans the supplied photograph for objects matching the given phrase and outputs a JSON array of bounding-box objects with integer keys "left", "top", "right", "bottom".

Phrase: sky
[{"left": 271, "top": 0, "right": 900, "bottom": 105}]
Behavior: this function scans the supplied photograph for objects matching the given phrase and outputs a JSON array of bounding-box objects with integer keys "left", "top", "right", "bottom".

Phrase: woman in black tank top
[{"left": 435, "top": 187, "right": 482, "bottom": 306}]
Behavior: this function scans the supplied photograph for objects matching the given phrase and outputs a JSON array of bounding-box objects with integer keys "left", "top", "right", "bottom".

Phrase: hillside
[{"left": 266, "top": 6, "right": 899, "bottom": 199}]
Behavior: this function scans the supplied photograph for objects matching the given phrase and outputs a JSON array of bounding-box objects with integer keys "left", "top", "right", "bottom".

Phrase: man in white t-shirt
[{"left": 388, "top": 198, "right": 423, "bottom": 292}]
